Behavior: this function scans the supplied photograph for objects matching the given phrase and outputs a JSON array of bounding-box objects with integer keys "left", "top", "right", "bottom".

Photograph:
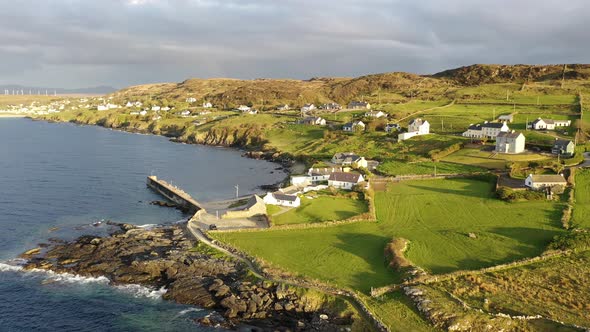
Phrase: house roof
[
  {"left": 498, "top": 114, "right": 513, "bottom": 119},
  {"left": 245, "top": 195, "right": 264, "bottom": 209},
  {"left": 529, "top": 174, "right": 567, "bottom": 184},
  {"left": 333, "top": 152, "right": 362, "bottom": 162},
  {"left": 272, "top": 192, "right": 298, "bottom": 202},
  {"left": 328, "top": 172, "right": 362, "bottom": 183},
  {"left": 348, "top": 101, "right": 369, "bottom": 106},
  {"left": 497, "top": 131, "right": 523, "bottom": 139},
  {"left": 409, "top": 118, "right": 426, "bottom": 126},
  {"left": 481, "top": 122, "right": 506, "bottom": 128},
  {"left": 553, "top": 139, "right": 573, "bottom": 148}
]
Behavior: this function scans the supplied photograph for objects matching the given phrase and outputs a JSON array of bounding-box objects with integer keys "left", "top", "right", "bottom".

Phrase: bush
[
  {"left": 548, "top": 231, "right": 590, "bottom": 251},
  {"left": 497, "top": 187, "right": 545, "bottom": 202},
  {"left": 384, "top": 238, "right": 411, "bottom": 270},
  {"left": 428, "top": 142, "right": 463, "bottom": 161}
]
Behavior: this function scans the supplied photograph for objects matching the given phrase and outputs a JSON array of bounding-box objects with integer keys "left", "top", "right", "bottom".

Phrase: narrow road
[{"left": 185, "top": 221, "right": 389, "bottom": 332}]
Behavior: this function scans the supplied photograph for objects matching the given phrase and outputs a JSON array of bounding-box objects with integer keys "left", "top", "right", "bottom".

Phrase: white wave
[
  {"left": 0, "top": 262, "right": 24, "bottom": 273},
  {"left": 114, "top": 284, "right": 167, "bottom": 300},
  {"left": 28, "top": 268, "right": 110, "bottom": 285},
  {"left": 137, "top": 224, "right": 159, "bottom": 230},
  {"left": 178, "top": 308, "right": 203, "bottom": 316}
]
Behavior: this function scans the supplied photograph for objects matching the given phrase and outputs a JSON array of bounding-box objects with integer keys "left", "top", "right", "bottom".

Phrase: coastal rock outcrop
[{"left": 20, "top": 223, "right": 353, "bottom": 331}]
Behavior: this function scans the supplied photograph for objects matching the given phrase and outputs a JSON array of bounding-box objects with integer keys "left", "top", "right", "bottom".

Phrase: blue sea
[{"left": 0, "top": 118, "right": 286, "bottom": 331}]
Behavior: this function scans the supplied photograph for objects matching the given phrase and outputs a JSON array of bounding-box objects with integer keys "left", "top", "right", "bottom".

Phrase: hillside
[{"left": 109, "top": 64, "right": 590, "bottom": 107}]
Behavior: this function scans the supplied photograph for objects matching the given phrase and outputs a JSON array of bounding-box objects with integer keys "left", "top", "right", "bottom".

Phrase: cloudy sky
[{"left": 0, "top": 0, "right": 588, "bottom": 88}]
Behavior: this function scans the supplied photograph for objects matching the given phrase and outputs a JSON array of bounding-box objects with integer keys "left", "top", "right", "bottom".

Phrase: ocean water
[{"left": 0, "top": 118, "right": 286, "bottom": 331}]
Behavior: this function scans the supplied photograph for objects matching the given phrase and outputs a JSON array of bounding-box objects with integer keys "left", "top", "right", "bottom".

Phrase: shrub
[
  {"left": 428, "top": 142, "right": 463, "bottom": 161},
  {"left": 497, "top": 187, "right": 545, "bottom": 202},
  {"left": 548, "top": 231, "right": 590, "bottom": 251},
  {"left": 384, "top": 238, "right": 411, "bottom": 270}
]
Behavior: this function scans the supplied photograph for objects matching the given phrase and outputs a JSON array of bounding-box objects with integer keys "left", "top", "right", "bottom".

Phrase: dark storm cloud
[{"left": 0, "top": 0, "right": 588, "bottom": 88}]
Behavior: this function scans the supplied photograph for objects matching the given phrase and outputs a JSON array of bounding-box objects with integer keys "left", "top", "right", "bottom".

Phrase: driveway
[{"left": 579, "top": 152, "right": 590, "bottom": 168}]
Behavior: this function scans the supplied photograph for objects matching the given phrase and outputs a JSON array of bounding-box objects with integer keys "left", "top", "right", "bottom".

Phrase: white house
[
  {"left": 125, "top": 101, "right": 134, "bottom": 107},
  {"left": 186, "top": 97, "right": 197, "bottom": 103},
  {"left": 462, "top": 121, "right": 509, "bottom": 140},
  {"left": 307, "top": 167, "right": 349, "bottom": 183},
  {"left": 301, "top": 104, "right": 316, "bottom": 113},
  {"left": 202, "top": 102, "right": 213, "bottom": 108},
  {"left": 301, "top": 116, "right": 326, "bottom": 126},
  {"left": 198, "top": 111, "right": 212, "bottom": 115},
  {"left": 263, "top": 192, "right": 301, "bottom": 207},
  {"left": 365, "top": 110, "right": 387, "bottom": 118},
  {"left": 161, "top": 106, "right": 171, "bottom": 111},
  {"left": 151, "top": 106, "right": 161, "bottom": 111},
  {"left": 139, "top": 110, "right": 148, "bottom": 116},
  {"left": 321, "top": 103, "right": 341, "bottom": 110},
  {"left": 331, "top": 152, "right": 368, "bottom": 168},
  {"left": 290, "top": 175, "right": 313, "bottom": 187},
  {"left": 408, "top": 118, "right": 430, "bottom": 135},
  {"left": 495, "top": 131, "right": 525, "bottom": 154},
  {"left": 328, "top": 172, "right": 365, "bottom": 190},
  {"left": 530, "top": 118, "right": 571, "bottom": 130},
  {"left": 237, "top": 105, "right": 251, "bottom": 112},
  {"left": 97, "top": 105, "right": 108, "bottom": 111},
  {"left": 398, "top": 118, "right": 430, "bottom": 141},
  {"left": 343, "top": 121, "right": 365, "bottom": 132},
  {"left": 525, "top": 174, "right": 567, "bottom": 190},
  {"left": 276, "top": 104, "right": 290, "bottom": 111},
  {"left": 180, "top": 110, "right": 191, "bottom": 116},
  {"left": 134, "top": 101, "right": 143, "bottom": 107},
  {"left": 242, "top": 109, "right": 258, "bottom": 114},
  {"left": 348, "top": 101, "right": 371, "bottom": 110}
]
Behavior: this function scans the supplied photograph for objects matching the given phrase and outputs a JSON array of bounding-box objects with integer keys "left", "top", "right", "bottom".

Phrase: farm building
[
  {"left": 307, "top": 167, "right": 350, "bottom": 183},
  {"left": 552, "top": 139, "right": 575, "bottom": 157},
  {"left": 276, "top": 104, "right": 290, "bottom": 111},
  {"left": 495, "top": 131, "right": 525, "bottom": 154},
  {"left": 263, "top": 192, "right": 301, "bottom": 207},
  {"left": 328, "top": 172, "right": 365, "bottom": 190},
  {"left": 498, "top": 114, "right": 514, "bottom": 123},
  {"left": 525, "top": 174, "right": 567, "bottom": 190}
]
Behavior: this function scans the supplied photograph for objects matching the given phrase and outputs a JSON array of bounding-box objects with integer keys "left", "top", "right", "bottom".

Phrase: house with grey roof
[
  {"left": 342, "top": 121, "right": 365, "bottom": 132},
  {"left": 462, "top": 121, "right": 509, "bottom": 140},
  {"left": 530, "top": 118, "right": 571, "bottom": 130},
  {"left": 301, "top": 116, "right": 326, "bottom": 126},
  {"left": 495, "top": 131, "right": 525, "bottom": 154},
  {"left": 347, "top": 101, "right": 371, "bottom": 110},
  {"left": 331, "top": 152, "right": 368, "bottom": 168},
  {"left": 525, "top": 174, "right": 567, "bottom": 190},
  {"left": 552, "top": 139, "right": 575, "bottom": 157},
  {"left": 328, "top": 172, "right": 365, "bottom": 190},
  {"left": 263, "top": 192, "right": 301, "bottom": 207},
  {"left": 498, "top": 114, "right": 514, "bottom": 123}
]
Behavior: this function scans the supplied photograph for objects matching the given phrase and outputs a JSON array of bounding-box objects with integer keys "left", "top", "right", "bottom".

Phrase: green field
[
  {"left": 272, "top": 196, "right": 368, "bottom": 225},
  {"left": 362, "top": 292, "right": 435, "bottom": 331},
  {"left": 377, "top": 160, "right": 485, "bottom": 175},
  {"left": 442, "top": 147, "right": 553, "bottom": 169},
  {"left": 573, "top": 169, "right": 590, "bottom": 228},
  {"left": 213, "top": 177, "right": 563, "bottom": 293}
]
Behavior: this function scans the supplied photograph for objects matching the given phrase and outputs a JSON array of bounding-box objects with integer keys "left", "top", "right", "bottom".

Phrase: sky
[{"left": 0, "top": 0, "right": 588, "bottom": 88}]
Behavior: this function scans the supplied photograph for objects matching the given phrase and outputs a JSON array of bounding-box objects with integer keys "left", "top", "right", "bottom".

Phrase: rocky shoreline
[{"left": 20, "top": 222, "right": 354, "bottom": 331}]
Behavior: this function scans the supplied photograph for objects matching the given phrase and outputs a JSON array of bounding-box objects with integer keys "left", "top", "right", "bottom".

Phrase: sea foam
[{"left": 114, "top": 284, "right": 167, "bottom": 300}]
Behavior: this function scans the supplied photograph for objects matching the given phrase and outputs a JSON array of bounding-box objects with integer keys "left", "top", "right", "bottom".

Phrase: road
[{"left": 579, "top": 152, "right": 590, "bottom": 168}]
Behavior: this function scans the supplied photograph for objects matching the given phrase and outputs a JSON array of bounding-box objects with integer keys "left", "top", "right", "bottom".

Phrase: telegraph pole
[{"left": 235, "top": 184, "right": 239, "bottom": 198}]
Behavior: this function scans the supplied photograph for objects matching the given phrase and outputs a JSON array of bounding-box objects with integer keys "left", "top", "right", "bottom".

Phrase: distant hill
[
  {"left": 109, "top": 64, "right": 590, "bottom": 106},
  {"left": 0, "top": 85, "right": 117, "bottom": 95}
]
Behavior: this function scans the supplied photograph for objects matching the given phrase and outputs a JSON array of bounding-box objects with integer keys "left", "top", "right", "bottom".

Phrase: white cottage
[
  {"left": 328, "top": 172, "right": 365, "bottom": 190},
  {"left": 525, "top": 174, "right": 567, "bottom": 190},
  {"left": 495, "top": 131, "right": 525, "bottom": 154},
  {"left": 263, "top": 192, "right": 301, "bottom": 207}
]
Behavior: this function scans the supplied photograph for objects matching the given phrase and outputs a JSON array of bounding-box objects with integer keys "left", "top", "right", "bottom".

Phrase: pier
[{"left": 146, "top": 176, "right": 204, "bottom": 214}]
